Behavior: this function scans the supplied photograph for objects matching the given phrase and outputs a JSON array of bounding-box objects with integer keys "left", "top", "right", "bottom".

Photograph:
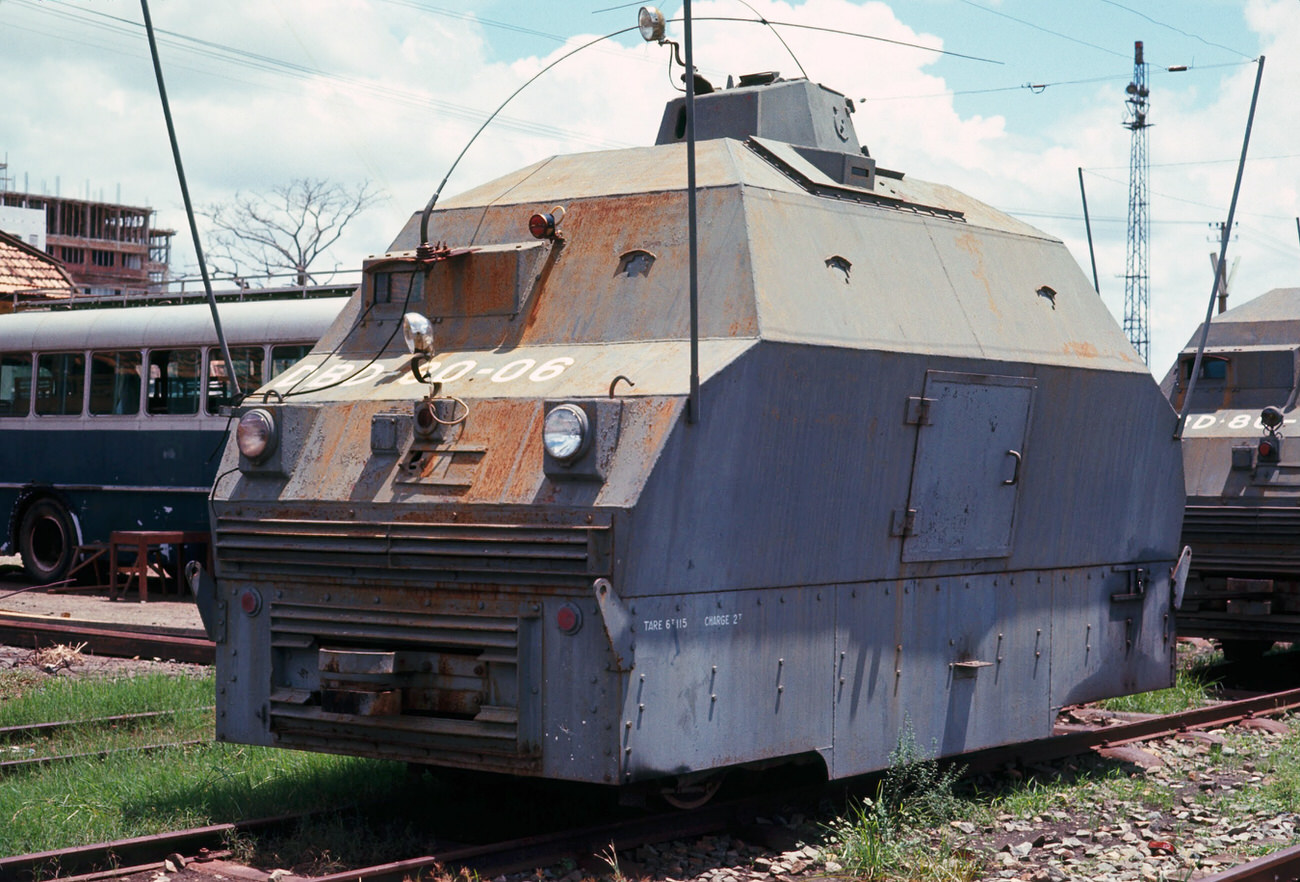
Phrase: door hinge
[
  {"left": 891, "top": 509, "right": 916, "bottom": 537},
  {"left": 905, "top": 396, "right": 934, "bottom": 425}
]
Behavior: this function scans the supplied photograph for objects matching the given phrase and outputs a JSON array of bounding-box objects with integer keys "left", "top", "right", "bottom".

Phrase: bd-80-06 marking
[
  {"left": 1186, "top": 412, "right": 1298, "bottom": 432},
  {"left": 271, "top": 355, "right": 575, "bottom": 391}
]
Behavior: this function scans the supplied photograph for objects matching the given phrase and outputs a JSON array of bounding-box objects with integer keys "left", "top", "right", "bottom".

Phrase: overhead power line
[{"left": 10, "top": 0, "right": 638, "bottom": 150}]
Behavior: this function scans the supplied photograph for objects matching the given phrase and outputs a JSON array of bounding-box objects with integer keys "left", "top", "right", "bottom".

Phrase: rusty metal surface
[
  {"left": 209, "top": 73, "right": 1183, "bottom": 786},
  {"left": 965, "top": 686, "right": 1300, "bottom": 775},
  {"left": 1194, "top": 845, "right": 1300, "bottom": 882},
  {"left": 0, "top": 613, "right": 213, "bottom": 664},
  {"left": 0, "top": 815, "right": 305, "bottom": 882}
]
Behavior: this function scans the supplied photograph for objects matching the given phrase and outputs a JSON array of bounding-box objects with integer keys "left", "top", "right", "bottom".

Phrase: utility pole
[
  {"left": 1208, "top": 222, "right": 1238, "bottom": 314},
  {"left": 1123, "top": 41, "right": 1151, "bottom": 364}
]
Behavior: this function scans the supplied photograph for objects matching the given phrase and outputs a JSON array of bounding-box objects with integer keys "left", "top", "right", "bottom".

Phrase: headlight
[
  {"left": 543, "top": 404, "right": 590, "bottom": 462},
  {"left": 402, "top": 312, "right": 434, "bottom": 355},
  {"left": 638, "top": 6, "right": 665, "bottom": 42},
  {"left": 237, "top": 408, "right": 278, "bottom": 463}
]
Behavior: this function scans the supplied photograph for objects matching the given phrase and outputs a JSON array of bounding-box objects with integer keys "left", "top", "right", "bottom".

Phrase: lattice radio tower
[{"left": 1123, "top": 41, "right": 1151, "bottom": 364}]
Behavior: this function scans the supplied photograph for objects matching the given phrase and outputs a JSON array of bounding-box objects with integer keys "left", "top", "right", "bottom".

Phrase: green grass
[
  {"left": 1095, "top": 658, "right": 1219, "bottom": 715},
  {"left": 2, "top": 706, "right": 213, "bottom": 760},
  {"left": 824, "top": 733, "right": 982, "bottom": 882},
  {"left": 818, "top": 712, "right": 1300, "bottom": 882},
  {"left": 0, "top": 671, "right": 213, "bottom": 725},
  {"left": 0, "top": 669, "right": 413, "bottom": 862}
]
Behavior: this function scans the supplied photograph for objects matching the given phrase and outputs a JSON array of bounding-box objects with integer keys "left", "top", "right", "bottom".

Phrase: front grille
[
  {"left": 271, "top": 600, "right": 519, "bottom": 650},
  {"left": 1183, "top": 505, "right": 1300, "bottom": 575},
  {"left": 216, "top": 514, "right": 611, "bottom": 586},
  {"left": 266, "top": 598, "right": 540, "bottom": 771}
]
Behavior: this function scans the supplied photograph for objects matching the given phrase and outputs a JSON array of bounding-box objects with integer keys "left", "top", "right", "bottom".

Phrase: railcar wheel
[
  {"left": 18, "top": 498, "right": 77, "bottom": 583},
  {"left": 659, "top": 775, "right": 723, "bottom": 810},
  {"left": 1219, "top": 639, "right": 1272, "bottom": 663}
]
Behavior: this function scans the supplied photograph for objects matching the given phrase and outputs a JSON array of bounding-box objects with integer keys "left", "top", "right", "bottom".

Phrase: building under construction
[{"left": 0, "top": 190, "right": 173, "bottom": 298}]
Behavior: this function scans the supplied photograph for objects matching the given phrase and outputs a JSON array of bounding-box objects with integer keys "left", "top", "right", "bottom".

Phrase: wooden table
[{"left": 109, "top": 531, "right": 210, "bottom": 602}]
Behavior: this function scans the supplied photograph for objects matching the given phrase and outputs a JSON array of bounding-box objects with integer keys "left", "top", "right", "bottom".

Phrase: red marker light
[
  {"left": 240, "top": 589, "right": 263, "bottom": 616},
  {"left": 1260, "top": 439, "right": 1274, "bottom": 458},
  {"left": 528, "top": 206, "right": 565, "bottom": 239},
  {"left": 529, "top": 212, "right": 555, "bottom": 239},
  {"left": 556, "top": 603, "right": 582, "bottom": 634}
]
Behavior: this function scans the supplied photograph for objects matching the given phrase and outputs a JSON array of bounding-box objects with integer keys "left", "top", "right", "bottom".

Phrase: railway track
[
  {"left": 1, "top": 707, "right": 214, "bottom": 774},
  {"left": 1199, "top": 843, "right": 1300, "bottom": 882},
  {"left": 5, "top": 686, "right": 1300, "bottom": 882},
  {"left": 0, "top": 612, "right": 214, "bottom": 664}
]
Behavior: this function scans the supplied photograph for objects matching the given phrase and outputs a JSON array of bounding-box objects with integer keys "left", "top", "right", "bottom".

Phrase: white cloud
[{"left": 1, "top": 0, "right": 1294, "bottom": 378}]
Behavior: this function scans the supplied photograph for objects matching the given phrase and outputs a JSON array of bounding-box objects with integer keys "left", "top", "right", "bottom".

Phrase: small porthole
[
  {"left": 617, "top": 250, "right": 656, "bottom": 278},
  {"left": 825, "top": 255, "right": 851, "bottom": 284}
]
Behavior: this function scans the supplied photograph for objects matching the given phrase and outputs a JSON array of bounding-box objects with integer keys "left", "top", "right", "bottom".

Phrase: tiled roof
[{"left": 0, "top": 229, "right": 74, "bottom": 299}]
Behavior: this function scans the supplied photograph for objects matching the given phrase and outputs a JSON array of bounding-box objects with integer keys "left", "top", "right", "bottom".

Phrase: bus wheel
[{"left": 18, "top": 499, "right": 77, "bottom": 583}]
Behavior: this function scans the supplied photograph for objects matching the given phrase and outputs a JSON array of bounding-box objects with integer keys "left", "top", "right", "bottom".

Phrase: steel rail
[
  {"left": 1196, "top": 842, "right": 1300, "bottom": 882},
  {"left": 302, "top": 793, "right": 781, "bottom": 882},
  {"left": 964, "top": 686, "right": 1300, "bottom": 773},
  {"left": 0, "top": 707, "right": 214, "bottom": 741},
  {"left": 0, "top": 814, "right": 306, "bottom": 882},
  {"left": 0, "top": 739, "right": 208, "bottom": 774},
  {"left": 7, "top": 688, "right": 1300, "bottom": 881},
  {"left": 0, "top": 614, "right": 214, "bottom": 664}
]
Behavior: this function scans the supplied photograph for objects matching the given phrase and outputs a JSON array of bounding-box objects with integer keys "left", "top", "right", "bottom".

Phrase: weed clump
[{"left": 824, "top": 731, "right": 979, "bottom": 881}]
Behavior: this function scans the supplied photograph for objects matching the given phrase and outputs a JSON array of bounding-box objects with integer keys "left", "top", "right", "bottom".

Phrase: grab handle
[{"left": 1003, "top": 449, "right": 1022, "bottom": 486}]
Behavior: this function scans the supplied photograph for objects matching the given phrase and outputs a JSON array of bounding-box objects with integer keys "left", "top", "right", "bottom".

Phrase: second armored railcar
[
  {"left": 1163, "top": 287, "right": 1300, "bottom": 659},
  {"left": 199, "top": 74, "right": 1184, "bottom": 794}
]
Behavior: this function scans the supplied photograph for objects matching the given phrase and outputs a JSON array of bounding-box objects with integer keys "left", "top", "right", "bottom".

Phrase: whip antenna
[{"left": 139, "top": 0, "right": 242, "bottom": 399}]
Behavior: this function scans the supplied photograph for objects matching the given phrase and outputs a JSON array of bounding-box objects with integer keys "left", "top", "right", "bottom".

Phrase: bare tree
[{"left": 201, "top": 178, "right": 383, "bottom": 286}]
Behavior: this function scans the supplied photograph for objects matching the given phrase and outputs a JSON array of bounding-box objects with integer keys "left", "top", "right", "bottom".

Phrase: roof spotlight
[
  {"left": 638, "top": 6, "right": 666, "bottom": 43},
  {"left": 402, "top": 311, "right": 435, "bottom": 356},
  {"left": 1261, "top": 405, "right": 1284, "bottom": 431}
]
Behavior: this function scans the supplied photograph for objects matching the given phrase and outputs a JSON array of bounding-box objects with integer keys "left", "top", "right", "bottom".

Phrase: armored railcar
[
  {"left": 1163, "top": 287, "right": 1300, "bottom": 660},
  {"left": 198, "top": 74, "right": 1184, "bottom": 794}
]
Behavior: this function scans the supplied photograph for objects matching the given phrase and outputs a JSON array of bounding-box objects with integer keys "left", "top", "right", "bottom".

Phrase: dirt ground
[{"left": 0, "top": 553, "right": 204, "bottom": 632}]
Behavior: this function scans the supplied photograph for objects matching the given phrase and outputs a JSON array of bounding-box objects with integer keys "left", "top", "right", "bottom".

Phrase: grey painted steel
[
  {"left": 209, "top": 74, "right": 1184, "bottom": 788},
  {"left": 1162, "top": 286, "right": 1300, "bottom": 642}
]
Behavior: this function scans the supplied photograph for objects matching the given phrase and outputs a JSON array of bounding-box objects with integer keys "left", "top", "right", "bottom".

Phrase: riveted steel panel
[
  {"left": 617, "top": 587, "right": 833, "bottom": 782},
  {"left": 832, "top": 572, "right": 1051, "bottom": 776},
  {"left": 1051, "top": 565, "right": 1175, "bottom": 706}
]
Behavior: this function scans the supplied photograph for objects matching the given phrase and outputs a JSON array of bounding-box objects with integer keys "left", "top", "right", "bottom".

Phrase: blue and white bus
[{"left": 0, "top": 296, "right": 350, "bottom": 582}]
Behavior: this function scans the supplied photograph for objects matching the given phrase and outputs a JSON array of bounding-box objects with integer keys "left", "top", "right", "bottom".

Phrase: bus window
[
  {"left": 147, "top": 349, "right": 200, "bottom": 415},
  {"left": 35, "top": 353, "right": 86, "bottom": 416},
  {"left": 271, "top": 344, "right": 312, "bottom": 379},
  {"left": 90, "top": 350, "right": 143, "bottom": 416},
  {"left": 207, "top": 346, "right": 265, "bottom": 414},
  {"left": 0, "top": 354, "right": 32, "bottom": 417}
]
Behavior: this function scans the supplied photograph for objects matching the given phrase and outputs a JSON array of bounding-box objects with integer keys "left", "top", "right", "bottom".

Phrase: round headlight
[
  {"left": 638, "top": 6, "right": 666, "bottom": 43},
  {"left": 402, "top": 311, "right": 434, "bottom": 355},
  {"left": 543, "top": 404, "right": 590, "bottom": 462},
  {"left": 237, "top": 408, "right": 278, "bottom": 463}
]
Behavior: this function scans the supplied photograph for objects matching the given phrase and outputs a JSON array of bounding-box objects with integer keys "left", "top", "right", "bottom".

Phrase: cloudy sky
[{"left": 1, "top": 0, "right": 1294, "bottom": 374}]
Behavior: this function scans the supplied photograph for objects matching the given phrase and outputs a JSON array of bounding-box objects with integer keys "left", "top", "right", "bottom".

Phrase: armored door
[{"left": 902, "top": 371, "right": 1035, "bottom": 562}]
